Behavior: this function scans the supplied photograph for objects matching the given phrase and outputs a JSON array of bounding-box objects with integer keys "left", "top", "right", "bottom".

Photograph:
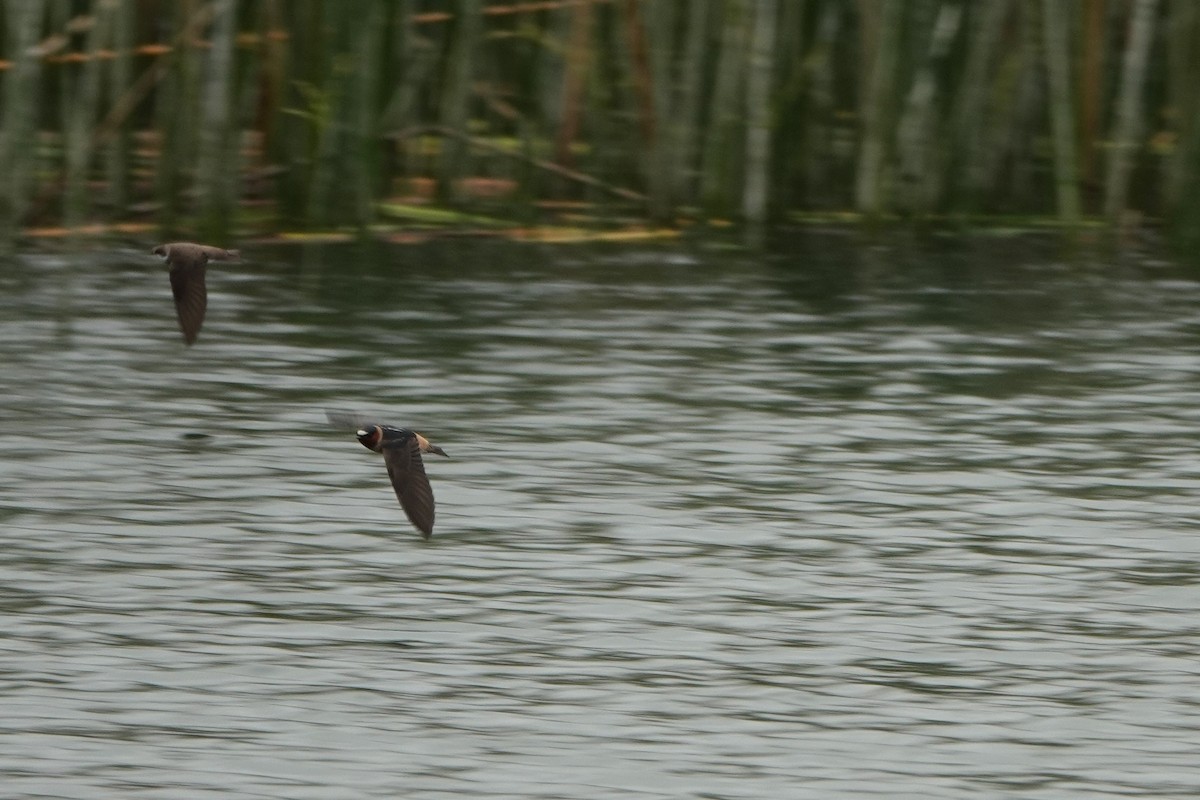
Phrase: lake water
[{"left": 2, "top": 232, "right": 1200, "bottom": 799}]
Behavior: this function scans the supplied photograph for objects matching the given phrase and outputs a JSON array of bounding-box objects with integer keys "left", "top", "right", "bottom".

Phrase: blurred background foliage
[{"left": 0, "top": 0, "right": 1192, "bottom": 244}]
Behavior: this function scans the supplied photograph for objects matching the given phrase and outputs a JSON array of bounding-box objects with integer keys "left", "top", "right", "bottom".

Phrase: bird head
[{"left": 355, "top": 426, "right": 383, "bottom": 451}]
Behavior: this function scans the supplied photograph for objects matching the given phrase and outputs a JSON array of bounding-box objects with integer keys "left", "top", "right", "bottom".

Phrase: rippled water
[{"left": 2, "top": 233, "right": 1200, "bottom": 798}]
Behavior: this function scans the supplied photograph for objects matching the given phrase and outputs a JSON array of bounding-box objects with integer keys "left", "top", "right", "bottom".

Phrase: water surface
[{"left": 2, "top": 233, "right": 1200, "bottom": 798}]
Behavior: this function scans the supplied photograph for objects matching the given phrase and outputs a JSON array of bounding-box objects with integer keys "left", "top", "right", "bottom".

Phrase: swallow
[
  {"left": 326, "top": 410, "right": 449, "bottom": 539},
  {"left": 152, "top": 242, "right": 241, "bottom": 345}
]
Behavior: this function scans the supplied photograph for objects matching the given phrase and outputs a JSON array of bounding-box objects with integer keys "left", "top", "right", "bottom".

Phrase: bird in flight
[
  {"left": 152, "top": 242, "right": 241, "bottom": 345},
  {"left": 326, "top": 410, "right": 449, "bottom": 539}
]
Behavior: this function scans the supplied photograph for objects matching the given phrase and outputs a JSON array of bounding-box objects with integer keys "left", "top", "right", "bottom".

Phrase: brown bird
[
  {"left": 152, "top": 242, "right": 241, "bottom": 345},
  {"left": 326, "top": 410, "right": 449, "bottom": 539}
]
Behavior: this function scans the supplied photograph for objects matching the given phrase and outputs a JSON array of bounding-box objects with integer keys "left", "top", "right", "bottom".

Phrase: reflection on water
[{"left": 2, "top": 234, "right": 1200, "bottom": 799}]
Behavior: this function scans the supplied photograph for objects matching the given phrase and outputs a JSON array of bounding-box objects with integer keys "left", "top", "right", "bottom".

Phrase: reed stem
[
  {"left": 742, "top": 0, "right": 777, "bottom": 240},
  {"left": 0, "top": 1, "right": 1194, "bottom": 242},
  {"left": 855, "top": 0, "right": 903, "bottom": 215},
  {"left": 1104, "top": 0, "right": 1160, "bottom": 222},
  {"left": 1041, "top": 0, "right": 1082, "bottom": 222}
]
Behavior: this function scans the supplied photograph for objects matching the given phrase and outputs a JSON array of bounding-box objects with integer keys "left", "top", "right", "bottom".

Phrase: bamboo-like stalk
[
  {"left": 895, "top": 1, "right": 962, "bottom": 213},
  {"left": 0, "top": 0, "right": 1191, "bottom": 240},
  {"left": 196, "top": 0, "right": 238, "bottom": 237},
  {"left": 304, "top": 2, "right": 356, "bottom": 227},
  {"left": 350, "top": 0, "right": 384, "bottom": 228},
  {"left": 621, "top": 0, "right": 669, "bottom": 213},
  {"left": 668, "top": 0, "right": 710, "bottom": 208},
  {"left": 742, "top": 0, "right": 777, "bottom": 239},
  {"left": 769, "top": 0, "right": 805, "bottom": 212},
  {"left": 620, "top": 0, "right": 655, "bottom": 145},
  {"left": 855, "top": 0, "right": 904, "bottom": 215},
  {"left": 1040, "top": 0, "right": 1082, "bottom": 222},
  {"left": 945, "top": 0, "right": 1011, "bottom": 209},
  {"left": 276, "top": 0, "right": 321, "bottom": 224},
  {"left": 254, "top": 0, "right": 287, "bottom": 193},
  {"left": 1079, "top": 0, "right": 1104, "bottom": 198},
  {"left": 535, "top": 6, "right": 569, "bottom": 144},
  {"left": 1103, "top": 0, "right": 1159, "bottom": 221},
  {"left": 1165, "top": 0, "right": 1200, "bottom": 212},
  {"left": 104, "top": 0, "right": 135, "bottom": 211},
  {"left": 0, "top": 0, "right": 47, "bottom": 241},
  {"left": 63, "top": 0, "right": 106, "bottom": 230},
  {"left": 971, "top": 2, "right": 1038, "bottom": 208},
  {"left": 155, "top": 0, "right": 204, "bottom": 231},
  {"left": 803, "top": 2, "right": 841, "bottom": 208},
  {"left": 380, "top": 0, "right": 418, "bottom": 186},
  {"left": 590, "top": 1, "right": 638, "bottom": 212},
  {"left": 700, "top": 0, "right": 749, "bottom": 214},
  {"left": 553, "top": 0, "right": 591, "bottom": 168},
  {"left": 640, "top": 0, "right": 674, "bottom": 219},
  {"left": 53, "top": 0, "right": 77, "bottom": 221},
  {"left": 437, "top": 0, "right": 482, "bottom": 204}
]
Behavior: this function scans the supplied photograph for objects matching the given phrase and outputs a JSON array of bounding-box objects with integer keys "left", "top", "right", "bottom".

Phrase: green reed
[{"left": 0, "top": 0, "right": 1193, "bottom": 244}]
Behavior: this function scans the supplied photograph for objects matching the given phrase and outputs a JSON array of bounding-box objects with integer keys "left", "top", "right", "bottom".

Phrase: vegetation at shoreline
[{"left": 0, "top": 0, "right": 1190, "bottom": 245}]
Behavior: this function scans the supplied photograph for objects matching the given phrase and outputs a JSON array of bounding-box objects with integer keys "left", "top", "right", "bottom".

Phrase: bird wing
[
  {"left": 195, "top": 245, "right": 240, "bottom": 261},
  {"left": 382, "top": 437, "right": 436, "bottom": 538},
  {"left": 168, "top": 258, "right": 207, "bottom": 346}
]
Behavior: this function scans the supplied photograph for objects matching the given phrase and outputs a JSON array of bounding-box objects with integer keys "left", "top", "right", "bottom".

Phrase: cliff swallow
[
  {"left": 152, "top": 242, "right": 241, "bottom": 345},
  {"left": 326, "top": 411, "right": 449, "bottom": 539}
]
